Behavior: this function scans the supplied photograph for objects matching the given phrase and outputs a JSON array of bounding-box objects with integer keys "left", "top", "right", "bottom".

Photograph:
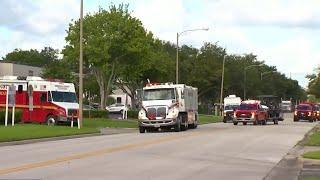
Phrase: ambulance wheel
[{"left": 46, "top": 115, "right": 56, "bottom": 126}]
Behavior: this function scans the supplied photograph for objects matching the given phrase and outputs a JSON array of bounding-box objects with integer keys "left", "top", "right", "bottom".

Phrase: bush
[
  {"left": 0, "top": 109, "right": 22, "bottom": 124},
  {"left": 127, "top": 109, "right": 139, "bottom": 119},
  {"left": 83, "top": 110, "right": 109, "bottom": 118}
]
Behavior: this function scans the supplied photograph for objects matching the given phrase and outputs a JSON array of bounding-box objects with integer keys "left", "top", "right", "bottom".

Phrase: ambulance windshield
[{"left": 51, "top": 91, "right": 77, "bottom": 103}]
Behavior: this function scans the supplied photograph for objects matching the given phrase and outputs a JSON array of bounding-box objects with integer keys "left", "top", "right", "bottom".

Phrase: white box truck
[
  {"left": 223, "top": 95, "right": 241, "bottom": 123},
  {"left": 138, "top": 82, "right": 198, "bottom": 133}
]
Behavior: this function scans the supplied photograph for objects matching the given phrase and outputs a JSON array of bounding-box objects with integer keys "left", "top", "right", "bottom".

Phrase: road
[{"left": 0, "top": 114, "right": 317, "bottom": 180}]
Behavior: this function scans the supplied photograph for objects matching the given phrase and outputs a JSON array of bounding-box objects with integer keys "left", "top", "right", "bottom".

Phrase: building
[
  {"left": 0, "top": 62, "right": 43, "bottom": 77},
  {"left": 109, "top": 88, "right": 132, "bottom": 107}
]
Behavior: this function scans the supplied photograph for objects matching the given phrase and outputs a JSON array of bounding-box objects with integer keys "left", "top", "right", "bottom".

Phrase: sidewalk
[{"left": 264, "top": 145, "right": 320, "bottom": 180}]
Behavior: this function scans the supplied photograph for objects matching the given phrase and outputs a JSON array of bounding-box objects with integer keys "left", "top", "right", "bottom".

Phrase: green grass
[
  {"left": 198, "top": 114, "right": 222, "bottom": 124},
  {"left": 303, "top": 126, "right": 320, "bottom": 146},
  {"left": 303, "top": 151, "right": 320, "bottom": 160},
  {"left": 0, "top": 119, "right": 138, "bottom": 143},
  {"left": 300, "top": 177, "right": 320, "bottom": 180},
  {"left": 0, "top": 124, "right": 98, "bottom": 142}
]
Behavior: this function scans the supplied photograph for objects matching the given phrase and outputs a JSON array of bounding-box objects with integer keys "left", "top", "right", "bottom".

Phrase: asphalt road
[{"left": 0, "top": 114, "right": 317, "bottom": 180}]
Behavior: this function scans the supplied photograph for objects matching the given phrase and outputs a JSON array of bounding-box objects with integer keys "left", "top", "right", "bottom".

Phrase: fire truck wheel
[
  {"left": 261, "top": 120, "right": 266, "bottom": 125},
  {"left": 253, "top": 121, "right": 257, "bottom": 125},
  {"left": 174, "top": 115, "right": 182, "bottom": 132},
  {"left": 233, "top": 122, "right": 238, "bottom": 125},
  {"left": 46, "top": 115, "right": 56, "bottom": 126},
  {"left": 273, "top": 119, "right": 278, "bottom": 125},
  {"left": 242, "top": 122, "right": 247, "bottom": 125}
]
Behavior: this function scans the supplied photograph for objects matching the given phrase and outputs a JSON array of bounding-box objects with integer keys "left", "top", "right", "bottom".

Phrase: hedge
[
  {"left": 83, "top": 110, "right": 109, "bottom": 118},
  {"left": 127, "top": 110, "right": 139, "bottom": 119},
  {"left": 0, "top": 109, "right": 22, "bottom": 124}
]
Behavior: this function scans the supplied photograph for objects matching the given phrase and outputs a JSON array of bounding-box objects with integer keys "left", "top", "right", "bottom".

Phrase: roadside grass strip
[
  {"left": 0, "top": 124, "right": 98, "bottom": 142},
  {"left": 304, "top": 126, "right": 320, "bottom": 146},
  {"left": 303, "top": 151, "right": 320, "bottom": 160},
  {"left": 84, "top": 118, "right": 137, "bottom": 128},
  {"left": 198, "top": 114, "right": 222, "bottom": 124}
]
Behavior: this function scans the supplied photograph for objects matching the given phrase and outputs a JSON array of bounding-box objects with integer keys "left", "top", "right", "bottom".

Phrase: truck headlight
[
  {"left": 308, "top": 112, "right": 311, "bottom": 116},
  {"left": 167, "top": 107, "right": 178, "bottom": 119},
  {"left": 251, "top": 112, "right": 255, "bottom": 119},
  {"left": 138, "top": 109, "right": 147, "bottom": 120}
]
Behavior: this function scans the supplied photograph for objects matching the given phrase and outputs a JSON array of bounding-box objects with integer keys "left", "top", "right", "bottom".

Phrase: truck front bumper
[
  {"left": 139, "top": 119, "right": 176, "bottom": 128},
  {"left": 234, "top": 118, "right": 256, "bottom": 123}
]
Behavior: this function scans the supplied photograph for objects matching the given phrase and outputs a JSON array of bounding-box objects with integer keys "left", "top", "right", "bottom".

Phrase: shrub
[
  {"left": 83, "top": 110, "right": 109, "bottom": 118},
  {"left": 0, "top": 109, "right": 22, "bottom": 124},
  {"left": 127, "top": 109, "right": 139, "bottom": 119}
]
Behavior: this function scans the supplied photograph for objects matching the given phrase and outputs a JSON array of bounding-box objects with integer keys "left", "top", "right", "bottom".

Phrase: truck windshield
[
  {"left": 143, "top": 88, "right": 175, "bottom": 101},
  {"left": 224, "top": 105, "right": 239, "bottom": 110},
  {"left": 51, "top": 91, "right": 77, "bottom": 103},
  {"left": 297, "top": 105, "right": 311, "bottom": 111},
  {"left": 238, "top": 104, "right": 257, "bottom": 110}
]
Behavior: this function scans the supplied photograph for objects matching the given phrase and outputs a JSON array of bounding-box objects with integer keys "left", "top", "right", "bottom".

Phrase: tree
[
  {"left": 2, "top": 47, "right": 58, "bottom": 67},
  {"left": 63, "top": 4, "right": 154, "bottom": 109},
  {"left": 307, "top": 67, "right": 320, "bottom": 98}
]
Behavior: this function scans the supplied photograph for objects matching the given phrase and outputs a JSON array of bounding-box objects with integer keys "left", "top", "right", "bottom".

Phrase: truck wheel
[
  {"left": 261, "top": 120, "right": 266, "bottom": 125},
  {"left": 233, "top": 122, "right": 238, "bottom": 125},
  {"left": 273, "top": 119, "right": 278, "bottom": 125},
  {"left": 139, "top": 126, "right": 145, "bottom": 133},
  {"left": 46, "top": 115, "right": 56, "bottom": 126},
  {"left": 190, "top": 115, "right": 198, "bottom": 129},
  {"left": 181, "top": 115, "right": 188, "bottom": 131},
  {"left": 174, "top": 116, "right": 182, "bottom": 132},
  {"left": 243, "top": 122, "right": 247, "bottom": 125},
  {"left": 309, "top": 119, "right": 314, "bottom": 123}
]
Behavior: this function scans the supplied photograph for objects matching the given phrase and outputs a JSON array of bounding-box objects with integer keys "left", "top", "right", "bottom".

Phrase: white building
[
  {"left": 0, "top": 62, "right": 43, "bottom": 77},
  {"left": 109, "top": 88, "right": 132, "bottom": 107}
]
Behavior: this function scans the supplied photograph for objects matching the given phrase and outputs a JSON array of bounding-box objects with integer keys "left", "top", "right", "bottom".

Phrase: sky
[{"left": 0, "top": 0, "right": 319, "bottom": 88}]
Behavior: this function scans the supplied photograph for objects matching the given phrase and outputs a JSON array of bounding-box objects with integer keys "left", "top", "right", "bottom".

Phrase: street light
[
  {"left": 261, "top": 71, "right": 277, "bottom": 80},
  {"left": 176, "top": 28, "right": 209, "bottom": 84},
  {"left": 219, "top": 54, "right": 227, "bottom": 116},
  {"left": 243, "top": 64, "right": 263, "bottom": 100}
]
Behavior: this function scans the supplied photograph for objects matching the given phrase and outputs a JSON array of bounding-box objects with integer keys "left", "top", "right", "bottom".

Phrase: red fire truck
[
  {"left": 294, "top": 102, "right": 318, "bottom": 122},
  {"left": 0, "top": 76, "right": 79, "bottom": 125}
]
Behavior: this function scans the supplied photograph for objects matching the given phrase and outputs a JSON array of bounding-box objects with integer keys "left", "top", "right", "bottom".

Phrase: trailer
[{"left": 257, "top": 95, "right": 284, "bottom": 124}]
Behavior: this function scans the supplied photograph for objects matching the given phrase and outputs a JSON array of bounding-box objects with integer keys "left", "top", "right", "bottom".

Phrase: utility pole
[
  {"left": 78, "top": 0, "right": 83, "bottom": 128},
  {"left": 219, "top": 55, "right": 226, "bottom": 116},
  {"left": 176, "top": 32, "right": 179, "bottom": 84}
]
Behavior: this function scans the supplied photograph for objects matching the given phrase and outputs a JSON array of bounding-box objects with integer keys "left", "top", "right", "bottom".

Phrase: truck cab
[
  {"left": 233, "top": 100, "right": 268, "bottom": 125},
  {"left": 294, "top": 103, "right": 317, "bottom": 122},
  {"left": 138, "top": 83, "right": 198, "bottom": 133},
  {"left": 223, "top": 95, "right": 241, "bottom": 123}
]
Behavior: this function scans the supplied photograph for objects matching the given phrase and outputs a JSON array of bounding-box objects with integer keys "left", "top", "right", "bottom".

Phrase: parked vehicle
[
  {"left": 138, "top": 82, "right": 198, "bottom": 133},
  {"left": 233, "top": 100, "right": 268, "bottom": 125},
  {"left": 83, "top": 104, "right": 96, "bottom": 110},
  {"left": 257, "top": 95, "right": 284, "bottom": 123},
  {"left": 106, "top": 103, "right": 127, "bottom": 113},
  {"left": 0, "top": 76, "right": 79, "bottom": 125},
  {"left": 223, "top": 95, "right": 241, "bottom": 123},
  {"left": 281, "top": 100, "right": 293, "bottom": 112},
  {"left": 294, "top": 103, "right": 317, "bottom": 122}
]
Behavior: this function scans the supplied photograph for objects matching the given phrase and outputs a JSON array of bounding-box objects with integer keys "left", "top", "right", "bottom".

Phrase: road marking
[{"left": 0, "top": 132, "right": 204, "bottom": 175}]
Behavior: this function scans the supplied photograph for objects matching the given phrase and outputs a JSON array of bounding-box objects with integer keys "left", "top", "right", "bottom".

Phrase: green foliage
[
  {"left": 83, "top": 118, "right": 137, "bottom": 129},
  {"left": 1, "top": 47, "right": 58, "bottom": 67},
  {"left": 307, "top": 67, "right": 320, "bottom": 98},
  {"left": 0, "top": 109, "right": 22, "bottom": 124},
  {"left": 127, "top": 109, "right": 139, "bottom": 119},
  {"left": 83, "top": 110, "right": 108, "bottom": 118}
]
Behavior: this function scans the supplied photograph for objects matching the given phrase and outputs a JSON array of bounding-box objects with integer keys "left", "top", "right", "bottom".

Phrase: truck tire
[
  {"left": 46, "top": 115, "right": 56, "bottom": 126},
  {"left": 174, "top": 115, "right": 182, "bottom": 132},
  {"left": 261, "top": 120, "right": 266, "bottom": 125},
  {"left": 181, "top": 114, "right": 188, "bottom": 131},
  {"left": 189, "top": 114, "right": 198, "bottom": 129},
  {"left": 139, "top": 126, "right": 145, "bottom": 133},
  {"left": 273, "top": 119, "right": 278, "bottom": 125},
  {"left": 233, "top": 122, "right": 238, "bottom": 125},
  {"left": 243, "top": 122, "right": 247, "bottom": 125}
]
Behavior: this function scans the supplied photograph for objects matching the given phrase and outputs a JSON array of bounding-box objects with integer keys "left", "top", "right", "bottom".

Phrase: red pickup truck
[
  {"left": 294, "top": 103, "right": 318, "bottom": 122},
  {"left": 233, "top": 100, "right": 268, "bottom": 125}
]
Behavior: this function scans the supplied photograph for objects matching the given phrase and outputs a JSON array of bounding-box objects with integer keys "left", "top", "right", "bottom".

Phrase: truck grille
[
  {"left": 68, "top": 109, "right": 78, "bottom": 116},
  {"left": 147, "top": 107, "right": 167, "bottom": 119}
]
